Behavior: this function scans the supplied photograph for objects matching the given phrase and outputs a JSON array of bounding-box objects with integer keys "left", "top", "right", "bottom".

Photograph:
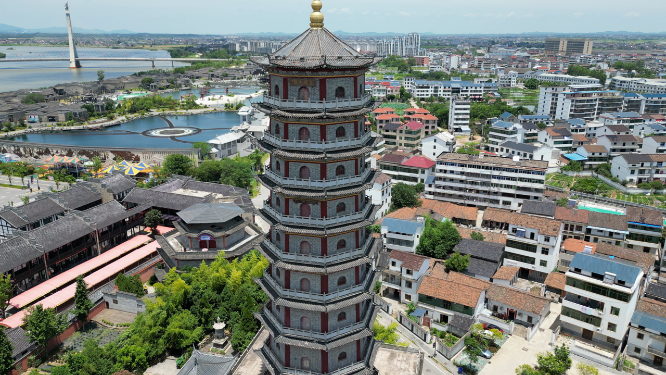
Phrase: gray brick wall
[
  {"left": 103, "top": 291, "right": 146, "bottom": 314},
  {"left": 326, "top": 231, "right": 358, "bottom": 253},
  {"left": 270, "top": 75, "right": 283, "bottom": 98},
  {"left": 287, "top": 160, "right": 322, "bottom": 179},
  {"left": 327, "top": 195, "right": 358, "bottom": 217},
  {"left": 326, "top": 159, "right": 357, "bottom": 180},
  {"left": 225, "top": 229, "right": 245, "bottom": 247},
  {"left": 288, "top": 81, "right": 320, "bottom": 101},
  {"left": 326, "top": 77, "right": 354, "bottom": 100},
  {"left": 325, "top": 122, "right": 355, "bottom": 139},
  {"left": 289, "top": 271, "right": 322, "bottom": 293},
  {"left": 287, "top": 124, "right": 322, "bottom": 141}
]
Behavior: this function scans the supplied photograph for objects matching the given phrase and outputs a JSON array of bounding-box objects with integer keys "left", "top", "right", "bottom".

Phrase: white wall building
[
  {"left": 449, "top": 98, "right": 471, "bottom": 135},
  {"left": 208, "top": 132, "right": 243, "bottom": 158},
  {"left": 381, "top": 217, "right": 425, "bottom": 254},
  {"left": 611, "top": 77, "right": 666, "bottom": 94},
  {"left": 421, "top": 132, "right": 455, "bottom": 158},
  {"left": 366, "top": 173, "right": 392, "bottom": 220},
  {"left": 382, "top": 250, "right": 431, "bottom": 304},
  {"left": 627, "top": 298, "right": 666, "bottom": 371}
]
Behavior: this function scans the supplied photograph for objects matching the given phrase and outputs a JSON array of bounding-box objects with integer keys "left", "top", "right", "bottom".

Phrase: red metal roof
[
  {"left": 401, "top": 156, "right": 435, "bottom": 169},
  {"left": 0, "top": 241, "right": 160, "bottom": 329},
  {"left": 403, "top": 121, "right": 425, "bottom": 131},
  {"left": 9, "top": 235, "right": 153, "bottom": 309}
]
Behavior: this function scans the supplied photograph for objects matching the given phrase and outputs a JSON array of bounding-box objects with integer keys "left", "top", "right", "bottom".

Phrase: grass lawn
[{"left": 380, "top": 103, "right": 410, "bottom": 115}]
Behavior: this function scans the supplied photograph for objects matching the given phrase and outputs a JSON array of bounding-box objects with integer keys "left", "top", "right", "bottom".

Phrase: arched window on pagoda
[
  {"left": 299, "top": 127, "right": 310, "bottom": 141},
  {"left": 337, "top": 239, "right": 346, "bottom": 250},
  {"left": 275, "top": 197, "right": 281, "bottom": 207},
  {"left": 336, "top": 165, "right": 345, "bottom": 176},
  {"left": 274, "top": 84, "right": 280, "bottom": 97},
  {"left": 276, "top": 161, "right": 281, "bottom": 171},
  {"left": 300, "top": 203, "right": 311, "bottom": 217},
  {"left": 276, "top": 232, "right": 281, "bottom": 242},
  {"left": 301, "top": 358, "right": 311, "bottom": 371},
  {"left": 300, "top": 241, "right": 311, "bottom": 255},
  {"left": 338, "top": 352, "right": 347, "bottom": 361},
  {"left": 300, "top": 278, "right": 311, "bottom": 292},
  {"left": 336, "top": 126, "right": 346, "bottom": 138},
  {"left": 336, "top": 202, "right": 346, "bottom": 213},
  {"left": 299, "top": 166, "right": 311, "bottom": 179},
  {"left": 300, "top": 316, "right": 311, "bottom": 330},
  {"left": 275, "top": 124, "right": 280, "bottom": 135},
  {"left": 337, "top": 312, "right": 347, "bottom": 321},
  {"left": 335, "top": 86, "right": 345, "bottom": 98},
  {"left": 337, "top": 276, "right": 347, "bottom": 286},
  {"left": 298, "top": 86, "right": 310, "bottom": 101}
]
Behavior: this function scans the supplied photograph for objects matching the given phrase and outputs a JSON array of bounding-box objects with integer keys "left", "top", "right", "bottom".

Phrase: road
[
  {"left": 376, "top": 310, "right": 456, "bottom": 375},
  {"left": 0, "top": 175, "right": 59, "bottom": 207}
]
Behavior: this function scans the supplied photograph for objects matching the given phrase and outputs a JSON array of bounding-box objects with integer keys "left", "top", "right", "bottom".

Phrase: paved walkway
[
  {"left": 0, "top": 175, "right": 59, "bottom": 207},
  {"left": 376, "top": 310, "right": 456, "bottom": 375}
]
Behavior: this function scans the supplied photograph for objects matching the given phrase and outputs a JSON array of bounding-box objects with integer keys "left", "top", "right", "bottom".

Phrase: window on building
[
  {"left": 300, "top": 241, "right": 311, "bottom": 255},
  {"left": 276, "top": 232, "right": 281, "bottom": 242},
  {"left": 336, "top": 165, "right": 345, "bottom": 176},
  {"left": 275, "top": 124, "right": 280, "bottom": 134},
  {"left": 540, "top": 260, "right": 547, "bottom": 267},
  {"left": 276, "top": 268, "right": 281, "bottom": 278},
  {"left": 634, "top": 347, "right": 641, "bottom": 354},
  {"left": 300, "top": 203, "right": 311, "bottom": 217},
  {"left": 405, "top": 281, "right": 413, "bottom": 288},
  {"left": 336, "top": 126, "right": 346, "bottom": 138},
  {"left": 637, "top": 332, "right": 644, "bottom": 340},
  {"left": 338, "top": 312, "right": 346, "bottom": 321},
  {"left": 299, "top": 166, "right": 311, "bottom": 179},
  {"left": 337, "top": 202, "right": 346, "bottom": 213},
  {"left": 544, "top": 236, "right": 551, "bottom": 242},
  {"left": 274, "top": 85, "right": 280, "bottom": 97},
  {"left": 301, "top": 357, "right": 310, "bottom": 371},
  {"left": 276, "top": 161, "right": 281, "bottom": 171},
  {"left": 541, "top": 248, "right": 549, "bottom": 255},
  {"left": 391, "top": 261, "right": 396, "bottom": 267},
  {"left": 300, "top": 278, "right": 311, "bottom": 292},
  {"left": 337, "top": 239, "right": 346, "bottom": 250},
  {"left": 610, "top": 307, "right": 620, "bottom": 316},
  {"left": 299, "top": 127, "right": 310, "bottom": 141},
  {"left": 300, "top": 316, "right": 311, "bottom": 330},
  {"left": 337, "top": 276, "right": 347, "bottom": 286},
  {"left": 338, "top": 352, "right": 347, "bottom": 361},
  {"left": 608, "top": 322, "right": 617, "bottom": 332},
  {"left": 276, "top": 197, "right": 281, "bottom": 206},
  {"left": 405, "top": 294, "right": 411, "bottom": 301},
  {"left": 607, "top": 337, "right": 616, "bottom": 344},
  {"left": 298, "top": 87, "right": 310, "bottom": 101}
]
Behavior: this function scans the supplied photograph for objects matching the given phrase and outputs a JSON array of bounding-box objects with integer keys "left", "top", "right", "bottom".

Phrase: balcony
[
  {"left": 563, "top": 294, "right": 604, "bottom": 316},
  {"left": 261, "top": 131, "right": 372, "bottom": 151},
  {"left": 261, "top": 236, "right": 374, "bottom": 265},
  {"left": 263, "top": 94, "right": 372, "bottom": 111},
  {"left": 258, "top": 303, "right": 376, "bottom": 340},
  {"left": 264, "top": 167, "right": 372, "bottom": 189},
  {"left": 647, "top": 345, "right": 666, "bottom": 358},
  {"left": 258, "top": 340, "right": 372, "bottom": 375},
  {"left": 262, "top": 201, "right": 373, "bottom": 228},
  {"left": 259, "top": 270, "right": 376, "bottom": 302}
]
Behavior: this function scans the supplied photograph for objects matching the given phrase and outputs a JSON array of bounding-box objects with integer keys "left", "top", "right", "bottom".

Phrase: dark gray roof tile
[
  {"left": 453, "top": 239, "right": 504, "bottom": 262},
  {"left": 521, "top": 200, "right": 556, "bottom": 218}
]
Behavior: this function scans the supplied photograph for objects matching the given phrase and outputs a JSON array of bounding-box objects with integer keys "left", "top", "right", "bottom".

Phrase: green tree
[
  {"left": 391, "top": 182, "right": 421, "bottom": 210},
  {"left": 536, "top": 344, "right": 571, "bottom": 375},
  {"left": 0, "top": 328, "right": 13, "bottom": 375},
  {"left": 649, "top": 180, "right": 664, "bottom": 190},
  {"left": 416, "top": 217, "right": 461, "bottom": 259},
  {"left": 144, "top": 209, "right": 164, "bottom": 234},
  {"left": 73, "top": 276, "right": 93, "bottom": 323},
  {"left": 90, "top": 156, "right": 103, "bottom": 176},
  {"left": 22, "top": 305, "right": 67, "bottom": 349},
  {"left": 594, "top": 163, "right": 612, "bottom": 178},
  {"left": 115, "top": 344, "right": 149, "bottom": 373},
  {"left": 367, "top": 224, "right": 381, "bottom": 233},
  {"left": 19, "top": 195, "right": 29, "bottom": 205},
  {"left": 515, "top": 364, "right": 542, "bottom": 375},
  {"left": 536, "top": 122, "right": 547, "bottom": 130},
  {"left": 218, "top": 157, "right": 254, "bottom": 191},
  {"left": 192, "top": 142, "right": 212, "bottom": 159},
  {"left": 13, "top": 162, "right": 35, "bottom": 187},
  {"left": 561, "top": 161, "right": 582, "bottom": 172},
  {"left": 115, "top": 274, "right": 145, "bottom": 297},
  {"left": 457, "top": 143, "right": 480, "bottom": 155},
  {"left": 97, "top": 70, "right": 105, "bottom": 82},
  {"left": 22, "top": 93, "right": 46, "bottom": 105},
  {"left": 470, "top": 231, "right": 485, "bottom": 241},
  {"left": 445, "top": 252, "right": 470, "bottom": 272},
  {"left": 556, "top": 197, "right": 569, "bottom": 207},
  {"left": 246, "top": 149, "right": 266, "bottom": 174},
  {"left": 463, "top": 335, "right": 484, "bottom": 363},
  {"left": 576, "top": 363, "right": 599, "bottom": 375},
  {"left": 0, "top": 274, "right": 12, "bottom": 318},
  {"left": 194, "top": 160, "right": 223, "bottom": 182},
  {"left": 372, "top": 321, "right": 408, "bottom": 346},
  {"left": 386, "top": 94, "right": 396, "bottom": 101},
  {"left": 524, "top": 78, "right": 540, "bottom": 90},
  {"left": 163, "top": 154, "right": 193, "bottom": 176},
  {"left": 140, "top": 77, "right": 154, "bottom": 90}
]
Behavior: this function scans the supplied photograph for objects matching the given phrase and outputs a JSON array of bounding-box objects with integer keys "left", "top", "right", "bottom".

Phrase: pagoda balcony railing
[
  {"left": 263, "top": 94, "right": 372, "bottom": 111},
  {"left": 262, "top": 236, "right": 373, "bottom": 265},
  {"left": 264, "top": 167, "right": 372, "bottom": 189},
  {"left": 261, "top": 269, "right": 374, "bottom": 302},
  {"left": 263, "top": 201, "right": 372, "bottom": 228},
  {"left": 259, "top": 303, "right": 375, "bottom": 340},
  {"left": 259, "top": 339, "right": 371, "bottom": 375},
  {"left": 261, "top": 131, "right": 372, "bottom": 151}
]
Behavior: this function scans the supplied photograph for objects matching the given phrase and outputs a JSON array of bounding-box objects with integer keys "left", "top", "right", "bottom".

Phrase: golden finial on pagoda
[{"left": 310, "top": 0, "right": 324, "bottom": 29}]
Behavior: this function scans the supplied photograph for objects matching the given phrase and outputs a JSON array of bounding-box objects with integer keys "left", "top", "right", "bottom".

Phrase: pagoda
[{"left": 251, "top": 1, "right": 383, "bottom": 374}]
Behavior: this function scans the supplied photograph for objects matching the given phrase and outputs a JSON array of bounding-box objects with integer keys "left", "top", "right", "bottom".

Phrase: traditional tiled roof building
[{"left": 251, "top": 2, "right": 382, "bottom": 374}]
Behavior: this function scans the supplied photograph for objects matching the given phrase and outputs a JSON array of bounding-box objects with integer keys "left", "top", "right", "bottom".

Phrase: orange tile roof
[
  {"left": 555, "top": 206, "right": 589, "bottom": 224},
  {"left": 561, "top": 238, "right": 596, "bottom": 254},
  {"left": 376, "top": 207, "right": 418, "bottom": 224},
  {"left": 492, "top": 266, "right": 520, "bottom": 280},
  {"left": 422, "top": 114, "right": 438, "bottom": 120},
  {"left": 637, "top": 298, "right": 666, "bottom": 320},
  {"left": 487, "top": 284, "right": 550, "bottom": 315},
  {"left": 388, "top": 250, "right": 430, "bottom": 271},
  {"left": 376, "top": 114, "right": 392, "bottom": 120},
  {"left": 483, "top": 208, "right": 562, "bottom": 235},
  {"left": 457, "top": 227, "right": 507, "bottom": 244},
  {"left": 419, "top": 198, "right": 478, "bottom": 222},
  {"left": 545, "top": 272, "right": 566, "bottom": 291},
  {"left": 417, "top": 276, "right": 484, "bottom": 308}
]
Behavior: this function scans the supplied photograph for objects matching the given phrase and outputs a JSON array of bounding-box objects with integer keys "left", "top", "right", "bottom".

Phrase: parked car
[
  {"left": 482, "top": 323, "right": 504, "bottom": 333},
  {"left": 481, "top": 349, "right": 493, "bottom": 359}
]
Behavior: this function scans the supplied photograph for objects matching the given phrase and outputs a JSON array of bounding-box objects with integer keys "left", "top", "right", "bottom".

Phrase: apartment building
[
  {"left": 537, "top": 85, "right": 623, "bottom": 121},
  {"left": 610, "top": 154, "right": 666, "bottom": 183},
  {"left": 421, "top": 132, "right": 455, "bottom": 159},
  {"left": 382, "top": 121, "right": 426, "bottom": 149},
  {"left": 425, "top": 153, "right": 547, "bottom": 211},
  {"left": 487, "top": 121, "right": 527, "bottom": 150},
  {"left": 627, "top": 298, "right": 666, "bottom": 371},
  {"left": 575, "top": 145, "right": 609, "bottom": 170},
  {"left": 561, "top": 253, "right": 643, "bottom": 349},
  {"left": 538, "top": 127, "right": 574, "bottom": 152},
  {"left": 633, "top": 122, "right": 666, "bottom": 138},
  {"left": 545, "top": 38, "right": 593, "bottom": 56},
  {"left": 495, "top": 141, "right": 555, "bottom": 162},
  {"left": 585, "top": 211, "right": 628, "bottom": 246},
  {"left": 366, "top": 173, "right": 392, "bottom": 220},
  {"left": 519, "top": 114, "right": 553, "bottom": 126},
  {"left": 534, "top": 73, "right": 600, "bottom": 86},
  {"left": 381, "top": 250, "right": 431, "bottom": 303},
  {"left": 482, "top": 208, "right": 563, "bottom": 280},
  {"left": 596, "top": 135, "right": 640, "bottom": 157},
  {"left": 597, "top": 124, "right": 633, "bottom": 137},
  {"left": 409, "top": 78, "right": 497, "bottom": 100},
  {"left": 558, "top": 238, "right": 596, "bottom": 272},
  {"left": 611, "top": 77, "right": 666, "bottom": 94},
  {"left": 381, "top": 217, "right": 425, "bottom": 253},
  {"left": 599, "top": 112, "right": 644, "bottom": 128},
  {"left": 625, "top": 206, "right": 663, "bottom": 256},
  {"left": 378, "top": 153, "right": 435, "bottom": 185},
  {"left": 448, "top": 98, "right": 471, "bottom": 135},
  {"left": 641, "top": 136, "right": 666, "bottom": 154},
  {"left": 555, "top": 206, "right": 589, "bottom": 241}
]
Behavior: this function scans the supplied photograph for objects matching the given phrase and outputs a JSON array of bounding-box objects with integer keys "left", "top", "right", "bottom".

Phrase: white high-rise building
[
  {"left": 376, "top": 33, "right": 420, "bottom": 57},
  {"left": 448, "top": 97, "right": 471, "bottom": 134}
]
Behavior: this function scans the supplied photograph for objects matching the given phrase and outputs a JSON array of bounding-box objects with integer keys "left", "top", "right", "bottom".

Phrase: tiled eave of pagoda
[
  {"left": 252, "top": 101, "right": 380, "bottom": 118},
  {"left": 253, "top": 137, "right": 379, "bottom": 161},
  {"left": 255, "top": 171, "right": 380, "bottom": 197}
]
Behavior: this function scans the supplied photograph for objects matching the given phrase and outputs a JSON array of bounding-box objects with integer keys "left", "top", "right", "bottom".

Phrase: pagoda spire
[{"left": 309, "top": 0, "right": 324, "bottom": 29}]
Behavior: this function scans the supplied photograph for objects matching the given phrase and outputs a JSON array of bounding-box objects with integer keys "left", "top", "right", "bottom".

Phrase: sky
[{"left": 3, "top": 0, "right": 666, "bottom": 35}]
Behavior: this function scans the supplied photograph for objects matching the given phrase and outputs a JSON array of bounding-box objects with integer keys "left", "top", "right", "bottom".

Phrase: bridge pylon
[{"left": 65, "top": 3, "right": 81, "bottom": 68}]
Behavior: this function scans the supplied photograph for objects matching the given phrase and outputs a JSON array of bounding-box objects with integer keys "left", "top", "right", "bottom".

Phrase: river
[{"left": 0, "top": 46, "right": 188, "bottom": 92}]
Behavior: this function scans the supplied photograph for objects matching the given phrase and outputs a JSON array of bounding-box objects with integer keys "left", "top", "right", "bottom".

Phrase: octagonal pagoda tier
[{"left": 250, "top": 1, "right": 382, "bottom": 375}]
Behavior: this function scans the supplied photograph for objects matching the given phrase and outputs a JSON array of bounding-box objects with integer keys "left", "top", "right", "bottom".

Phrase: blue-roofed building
[
  {"left": 519, "top": 114, "right": 552, "bottom": 125},
  {"left": 408, "top": 78, "right": 496, "bottom": 99},
  {"left": 499, "top": 112, "right": 516, "bottom": 122},
  {"left": 381, "top": 217, "right": 425, "bottom": 253},
  {"left": 627, "top": 297, "right": 666, "bottom": 371},
  {"left": 561, "top": 252, "right": 644, "bottom": 350},
  {"left": 599, "top": 112, "right": 644, "bottom": 128}
]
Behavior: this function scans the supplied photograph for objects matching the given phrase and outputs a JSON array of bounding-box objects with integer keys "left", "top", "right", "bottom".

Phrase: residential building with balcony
[
  {"left": 571, "top": 134, "right": 592, "bottom": 148},
  {"left": 379, "top": 154, "right": 435, "bottom": 185},
  {"left": 537, "top": 85, "right": 623, "bottom": 121},
  {"left": 627, "top": 298, "right": 666, "bottom": 371},
  {"left": 585, "top": 211, "right": 628, "bottom": 246},
  {"left": 375, "top": 113, "right": 401, "bottom": 132},
  {"left": 595, "top": 243, "right": 656, "bottom": 283},
  {"left": 482, "top": 208, "right": 563, "bottom": 281},
  {"left": 381, "top": 250, "right": 431, "bottom": 304},
  {"left": 519, "top": 114, "right": 552, "bottom": 125},
  {"left": 538, "top": 127, "right": 573, "bottom": 152},
  {"left": 555, "top": 206, "right": 589, "bottom": 241},
  {"left": 381, "top": 217, "right": 425, "bottom": 253},
  {"left": 534, "top": 73, "right": 600, "bottom": 86},
  {"left": 625, "top": 206, "right": 663, "bottom": 257},
  {"left": 634, "top": 122, "right": 666, "bottom": 139},
  {"left": 421, "top": 132, "right": 455, "bottom": 159},
  {"left": 558, "top": 238, "right": 596, "bottom": 272},
  {"left": 487, "top": 121, "right": 526, "bottom": 151},
  {"left": 452, "top": 239, "right": 505, "bottom": 281},
  {"left": 561, "top": 253, "right": 644, "bottom": 349},
  {"left": 575, "top": 145, "right": 609, "bottom": 170},
  {"left": 597, "top": 135, "right": 640, "bottom": 157},
  {"left": 382, "top": 121, "right": 426, "bottom": 149},
  {"left": 599, "top": 112, "right": 644, "bottom": 128},
  {"left": 610, "top": 77, "right": 666, "bottom": 94},
  {"left": 641, "top": 136, "right": 666, "bottom": 154},
  {"left": 425, "top": 153, "right": 547, "bottom": 211},
  {"left": 598, "top": 124, "right": 633, "bottom": 136},
  {"left": 417, "top": 268, "right": 491, "bottom": 323},
  {"left": 366, "top": 173, "right": 392, "bottom": 220},
  {"left": 486, "top": 284, "right": 551, "bottom": 328},
  {"left": 495, "top": 141, "right": 555, "bottom": 162},
  {"left": 611, "top": 154, "right": 656, "bottom": 184},
  {"left": 448, "top": 98, "right": 471, "bottom": 135}
]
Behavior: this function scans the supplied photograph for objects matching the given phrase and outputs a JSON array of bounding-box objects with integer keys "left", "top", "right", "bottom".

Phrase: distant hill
[{"left": 0, "top": 23, "right": 135, "bottom": 34}]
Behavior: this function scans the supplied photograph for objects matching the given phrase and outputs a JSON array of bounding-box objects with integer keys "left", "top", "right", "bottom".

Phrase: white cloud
[
  {"left": 339, "top": 8, "right": 351, "bottom": 14},
  {"left": 398, "top": 11, "right": 410, "bottom": 16},
  {"left": 573, "top": 12, "right": 583, "bottom": 17},
  {"left": 463, "top": 13, "right": 479, "bottom": 17},
  {"left": 623, "top": 12, "right": 640, "bottom": 17}
]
